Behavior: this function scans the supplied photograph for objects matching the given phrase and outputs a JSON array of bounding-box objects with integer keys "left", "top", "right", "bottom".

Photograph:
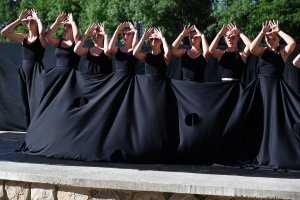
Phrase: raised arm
[
  {"left": 171, "top": 24, "right": 193, "bottom": 57},
  {"left": 99, "top": 23, "right": 111, "bottom": 58},
  {"left": 269, "top": 20, "right": 296, "bottom": 60},
  {"left": 31, "top": 9, "right": 46, "bottom": 48},
  {"left": 209, "top": 25, "right": 228, "bottom": 61},
  {"left": 45, "top": 13, "right": 67, "bottom": 47},
  {"left": 1, "top": 10, "right": 31, "bottom": 42},
  {"left": 74, "top": 24, "right": 96, "bottom": 57},
  {"left": 155, "top": 28, "right": 172, "bottom": 65},
  {"left": 129, "top": 22, "right": 139, "bottom": 49},
  {"left": 133, "top": 28, "right": 153, "bottom": 61},
  {"left": 67, "top": 13, "right": 80, "bottom": 43},
  {"left": 108, "top": 22, "right": 128, "bottom": 54},
  {"left": 292, "top": 54, "right": 300, "bottom": 69},
  {"left": 194, "top": 26, "right": 210, "bottom": 62},
  {"left": 250, "top": 21, "right": 271, "bottom": 57}
]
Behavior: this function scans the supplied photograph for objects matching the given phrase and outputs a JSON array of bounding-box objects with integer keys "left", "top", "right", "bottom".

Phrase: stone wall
[{"left": 0, "top": 180, "right": 282, "bottom": 200}]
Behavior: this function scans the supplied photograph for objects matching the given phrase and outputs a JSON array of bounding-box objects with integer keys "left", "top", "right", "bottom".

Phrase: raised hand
[
  {"left": 227, "top": 23, "right": 240, "bottom": 35},
  {"left": 116, "top": 22, "right": 129, "bottom": 34},
  {"left": 268, "top": 20, "right": 280, "bottom": 34},
  {"left": 66, "top": 13, "right": 74, "bottom": 23},
  {"left": 154, "top": 28, "right": 164, "bottom": 39},
  {"left": 218, "top": 25, "right": 229, "bottom": 36},
  {"left": 18, "top": 10, "right": 31, "bottom": 22},
  {"left": 30, "top": 9, "right": 39, "bottom": 20},
  {"left": 142, "top": 28, "right": 154, "bottom": 40},
  {"left": 128, "top": 22, "right": 137, "bottom": 33},
  {"left": 193, "top": 26, "right": 204, "bottom": 37},
  {"left": 98, "top": 23, "right": 107, "bottom": 35},
  {"left": 55, "top": 13, "right": 67, "bottom": 24},
  {"left": 181, "top": 24, "right": 194, "bottom": 37},
  {"left": 85, "top": 24, "right": 96, "bottom": 36},
  {"left": 261, "top": 21, "right": 271, "bottom": 34}
]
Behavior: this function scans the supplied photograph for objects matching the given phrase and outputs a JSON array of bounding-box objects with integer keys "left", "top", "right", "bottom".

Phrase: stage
[{"left": 0, "top": 131, "right": 299, "bottom": 199}]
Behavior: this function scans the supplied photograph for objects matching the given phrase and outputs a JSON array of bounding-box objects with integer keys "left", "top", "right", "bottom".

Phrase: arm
[
  {"left": 45, "top": 13, "right": 67, "bottom": 47},
  {"left": 129, "top": 22, "right": 139, "bottom": 49},
  {"left": 171, "top": 25, "right": 193, "bottom": 57},
  {"left": 292, "top": 54, "right": 300, "bottom": 69},
  {"left": 31, "top": 9, "right": 46, "bottom": 48},
  {"left": 74, "top": 24, "right": 96, "bottom": 57},
  {"left": 133, "top": 28, "right": 153, "bottom": 61},
  {"left": 99, "top": 23, "right": 111, "bottom": 58},
  {"left": 108, "top": 22, "right": 128, "bottom": 54},
  {"left": 194, "top": 26, "right": 210, "bottom": 62},
  {"left": 68, "top": 13, "right": 80, "bottom": 43},
  {"left": 250, "top": 21, "right": 270, "bottom": 57},
  {"left": 156, "top": 29, "right": 172, "bottom": 65},
  {"left": 209, "top": 25, "right": 228, "bottom": 61},
  {"left": 1, "top": 10, "right": 30, "bottom": 42}
]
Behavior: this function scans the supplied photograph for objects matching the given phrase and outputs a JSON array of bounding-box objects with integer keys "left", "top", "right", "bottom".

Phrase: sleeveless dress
[
  {"left": 18, "top": 36, "right": 45, "bottom": 129},
  {"left": 181, "top": 50, "right": 207, "bottom": 82},
  {"left": 55, "top": 40, "right": 80, "bottom": 69},
  {"left": 115, "top": 47, "right": 139, "bottom": 73},
  {"left": 82, "top": 48, "right": 112, "bottom": 75},
  {"left": 219, "top": 51, "right": 245, "bottom": 80},
  {"left": 145, "top": 51, "right": 168, "bottom": 77}
]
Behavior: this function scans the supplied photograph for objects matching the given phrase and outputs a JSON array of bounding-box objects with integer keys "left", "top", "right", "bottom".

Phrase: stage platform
[{"left": 0, "top": 131, "right": 299, "bottom": 199}]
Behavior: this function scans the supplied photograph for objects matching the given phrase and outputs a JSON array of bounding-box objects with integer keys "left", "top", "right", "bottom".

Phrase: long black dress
[
  {"left": 115, "top": 47, "right": 139, "bottom": 73},
  {"left": 181, "top": 50, "right": 207, "bottom": 82},
  {"left": 55, "top": 40, "right": 80, "bottom": 69},
  {"left": 82, "top": 49, "right": 112, "bottom": 75},
  {"left": 18, "top": 36, "right": 45, "bottom": 129}
]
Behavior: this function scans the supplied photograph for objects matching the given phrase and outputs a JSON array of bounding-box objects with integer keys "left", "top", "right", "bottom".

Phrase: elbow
[{"left": 1, "top": 30, "right": 7, "bottom": 37}]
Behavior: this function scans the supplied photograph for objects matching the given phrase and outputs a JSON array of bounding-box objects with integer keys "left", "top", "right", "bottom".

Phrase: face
[
  {"left": 189, "top": 31, "right": 201, "bottom": 46},
  {"left": 122, "top": 28, "right": 133, "bottom": 43},
  {"left": 91, "top": 29, "right": 103, "bottom": 42},
  {"left": 149, "top": 33, "right": 162, "bottom": 48},
  {"left": 224, "top": 31, "right": 239, "bottom": 47},
  {"left": 265, "top": 33, "right": 280, "bottom": 49},
  {"left": 63, "top": 23, "right": 73, "bottom": 36},
  {"left": 25, "top": 16, "right": 37, "bottom": 31}
]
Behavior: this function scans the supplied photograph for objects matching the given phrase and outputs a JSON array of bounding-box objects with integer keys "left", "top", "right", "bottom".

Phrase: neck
[
  {"left": 28, "top": 30, "right": 38, "bottom": 38},
  {"left": 226, "top": 46, "right": 239, "bottom": 52},
  {"left": 152, "top": 48, "right": 161, "bottom": 55},
  {"left": 123, "top": 42, "right": 132, "bottom": 50},
  {"left": 94, "top": 43, "right": 103, "bottom": 48},
  {"left": 268, "top": 46, "right": 278, "bottom": 51},
  {"left": 65, "top": 35, "right": 74, "bottom": 41},
  {"left": 191, "top": 45, "right": 201, "bottom": 52}
]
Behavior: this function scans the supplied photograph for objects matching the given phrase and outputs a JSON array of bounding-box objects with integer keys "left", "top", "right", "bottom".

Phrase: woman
[
  {"left": 108, "top": 22, "right": 139, "bottom": 73},
  {"left": 171, "top": 25, "right": 210, "bottom": 82},
  {"left": 133, "top": 28, "right": 172, "bottom": 77},
  {"left": 249, "top": 20, "right": 300, "bottom": 169},
  {"left": 74, "top": 23, "right": 112, "bottom": 76},
  {"left": 45, "top": 13, "right": 80, "bottom": 69},
  {"left": 209, "top": 23, "right": 251, "bottom": 81},
  {"left": 1, "top": 9, "right": 46, "bottom": 129}
]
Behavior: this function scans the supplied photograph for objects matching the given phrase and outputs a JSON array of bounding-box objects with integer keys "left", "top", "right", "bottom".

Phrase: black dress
[
  {"left": 82, "top": 48, "right": 112, "bottom": 75},
  {"left": 144, "top": 51, "right": 168, "bottom": 77},
  {"left": 115, "top": 47, "right": 139, "bottom": 73},
  {"left": 55, "top": 40, "right": 80, "bottom": 69},
  {"left": 219, "top": 51, "right": 245, "bottom": 79},
  {"left": 181, "top": 50, "right": 207, "bottom": 82},
  {"left": 18, "top": 36, "right": 45, "bottom": 129}
]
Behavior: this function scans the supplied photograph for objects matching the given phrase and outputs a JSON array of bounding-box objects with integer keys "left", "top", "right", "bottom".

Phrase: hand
[
  {"left": 154, "top": 28, "right": 164, "bottom": 39},
  {"left": 218, "top": 25, "right": 229, "bottom": 36},
  {"left": 18, "top": 10, "right": 31, "bottom": 22},
  {"left": 98, "top": 23, "right": 107, "bottom": 36},
  {"left": 142, "top": 27, "right": 154, "bottom": 40},
  {"left": 116, "top": 22, "right": 129, "bottom": 34},
  {"left": 227, "top": 23, "right": 240, "bottom": 35},
  {"left": 85, "top": 24, "right": 96, "bottom": 36},
  {"left": 66, "top": 13, "right": 74, "bottom": 23},
  {"left": 261, "top": 21, "right": 271, "bottom": 34},
  {"left": 31, "top": 9, "right": 39, "bottom": 20},
  {"left": 193, "top": 26, "right": 204, "bottom": 37},
  {"left": 55, "top": 13, "right": 67, "bottom": 24},
  {"left": 128, "top": 22, "right": 137, "bottom": 33},
  {"left": 181, "top": 24, "right": 194, "bottom": 37},
  {"left": 268, "top": 20, "right": 280, "bottom": 34}
]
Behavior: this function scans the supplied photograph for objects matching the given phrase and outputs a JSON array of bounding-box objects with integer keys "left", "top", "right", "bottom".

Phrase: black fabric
[
  {"left": 83, "top": 49, "right": 112, "bottom": 75},
  {"left": 260, "top": 47, "right": 285, "bottom": 75},
  {"left": 219, "top": 51, "right": 245, "bottom": 79},
  {"left": 55, "top": 40, "right": 80, "bottom": 69},
  {"left": 2, "top": 43, "right": 300, "bottom": 170},
  {"left": 181, "top": 50, "right": 207, "bottom": 82},
  {"left": 22, "top": 37, "right": 45, "bottom": 62},
  {"left": 115, "top": 47, "right": 139, "bottom": 72},
  {"left": 145, "top": 51, "right": 168, "bottom": 76}
]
